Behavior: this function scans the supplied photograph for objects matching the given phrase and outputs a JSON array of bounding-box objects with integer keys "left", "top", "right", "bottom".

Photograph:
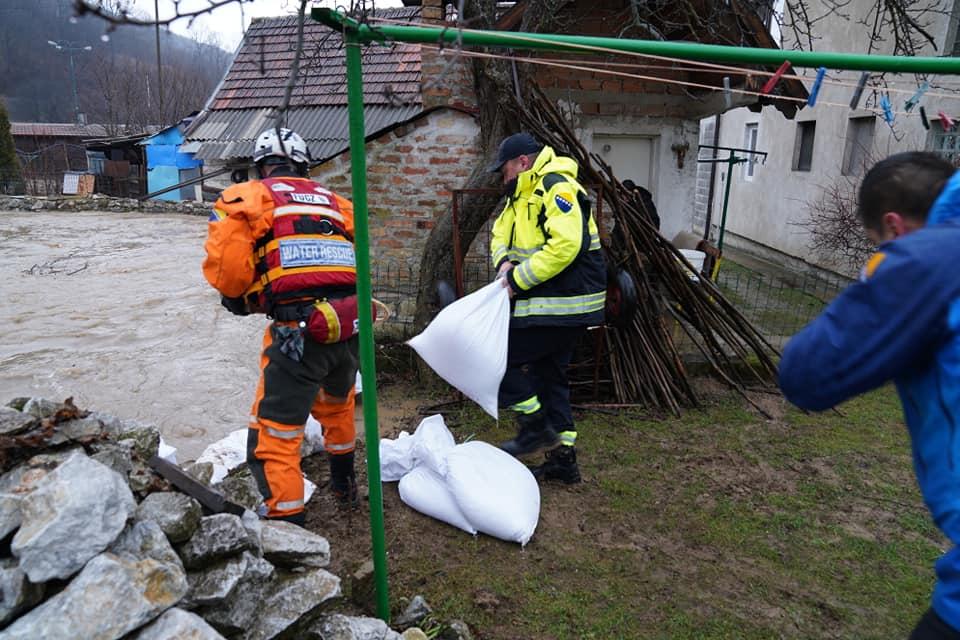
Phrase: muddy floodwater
[{"left": 0, "top": 209, "right": 267, "bottom": 461}]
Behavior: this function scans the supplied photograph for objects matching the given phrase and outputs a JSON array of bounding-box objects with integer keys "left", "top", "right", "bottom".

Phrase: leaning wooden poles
[{"left": 515, "top": 86, "right": 779, "bottom": 416}]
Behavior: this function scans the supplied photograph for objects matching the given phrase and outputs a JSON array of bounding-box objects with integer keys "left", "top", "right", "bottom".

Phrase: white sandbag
[
  {"left": 158, "top": 436, "right": 178, "bottom": 465},
  {"left": 407, "top": 281, "right": 510, "bottom": 419},
  {"left": 410, "top": 414, "right": 456, "bottom": 476},
  {"left": 445, "top": 441, "right": 540, "bottom": 546},
  {"left": 380, "top": 416, "right": 541, "bottom": 546},
  {"left": 196, "top": 428, "right": 247, "bottom": 485},
  {"left": 304, "top": 415, "right": 325, "bottom": 456},
  {"left": 398, "top": 466, "right": 477, "bottom": 535},
  {"left": 197, "top": 426, "right": 318, "bottom": 503},
  {"left": 380, "top": 431, "right": 416, "bottom": 482},
  {"left": 379, "top": 414, "right": 455, "bottom": 482}
]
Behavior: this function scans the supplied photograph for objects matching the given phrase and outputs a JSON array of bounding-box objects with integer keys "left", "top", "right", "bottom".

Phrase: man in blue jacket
[{"left": 779, "top": 152, "right": 960, "bottom": 639}]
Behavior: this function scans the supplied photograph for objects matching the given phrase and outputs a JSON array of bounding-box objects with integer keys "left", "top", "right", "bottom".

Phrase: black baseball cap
[{"left": 486, "top": 132, "right": 543, "bottom": 173}]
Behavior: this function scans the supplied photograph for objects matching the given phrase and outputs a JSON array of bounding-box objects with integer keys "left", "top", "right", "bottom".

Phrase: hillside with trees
[{"left": 0, "top": 0, "right": 233, "bottom": 130}]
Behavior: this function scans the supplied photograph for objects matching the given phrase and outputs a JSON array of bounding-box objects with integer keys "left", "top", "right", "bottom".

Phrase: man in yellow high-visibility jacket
[{"left": 489, "top": 132, "right": 606, "bottom": 484}]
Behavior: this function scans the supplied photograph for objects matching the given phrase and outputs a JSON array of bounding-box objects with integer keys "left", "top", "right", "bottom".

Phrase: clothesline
[
  {"left": 420, "top": 44, "right": 928, "bottom": 120},
  {"left": 371, "top": 15, "right": 960, "bottom": 116}
]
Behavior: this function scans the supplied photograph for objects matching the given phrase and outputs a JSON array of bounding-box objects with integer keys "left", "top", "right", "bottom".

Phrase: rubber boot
[
  {"left": 500, "top": 410, "right": 560, "bottom": 458},
  {"left": 329, "top": 451, "right": 358, "bottom": 510},
  {"left": 530, "top": 446, "right": 581, "bottom": 484}
]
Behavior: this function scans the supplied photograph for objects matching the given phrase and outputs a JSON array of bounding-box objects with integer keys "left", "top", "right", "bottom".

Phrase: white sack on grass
[
  {"left": 380, "top": 415, "right": 540, "bottom": 545},
  {"left": 379, "top": 414, "right": 455, "bottom": 482},
  {"left": 445, "top": 441, "right": 540, "bottom": 546},
  {"left": 398, "top": 466, "right": 477, "bottom": 535},
  {"left": 380, "top": 431, "right": 415, "bottom": 482},
  {"left": 407, "top": 281, "right": 510, "bottom": 419}
]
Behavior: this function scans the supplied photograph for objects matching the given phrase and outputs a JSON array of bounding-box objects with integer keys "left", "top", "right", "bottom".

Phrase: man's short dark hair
[{"left": 858, "top": 152, "right": 955, "bottom": 231}]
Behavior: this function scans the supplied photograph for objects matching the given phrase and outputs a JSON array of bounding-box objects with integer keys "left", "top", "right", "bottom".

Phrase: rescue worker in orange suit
[
  {"left": 202, "top": 127, "right": 360, "bottom": 526},
  {"left": 489, "top": 132, "right": 607, "bottom": 484}
]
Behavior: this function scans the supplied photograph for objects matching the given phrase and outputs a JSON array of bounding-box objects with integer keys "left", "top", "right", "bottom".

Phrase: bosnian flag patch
[{"left": 554, "top": 193, "right": 574, "bottom": 213}]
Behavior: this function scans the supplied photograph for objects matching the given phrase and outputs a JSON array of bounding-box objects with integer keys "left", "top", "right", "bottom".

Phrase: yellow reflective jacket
[{"left": 491, "top": 146, "right": 606, "bottom": 328}]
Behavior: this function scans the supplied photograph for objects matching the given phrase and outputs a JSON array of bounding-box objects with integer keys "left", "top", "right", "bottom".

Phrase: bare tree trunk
[{"left": 412, "top": 55, "right": 514, "bottom": 330}]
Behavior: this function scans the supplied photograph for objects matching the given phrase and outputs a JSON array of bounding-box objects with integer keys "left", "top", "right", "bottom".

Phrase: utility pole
[
  {"left": 154, "top": 0, "right": 164, "bottom": 121},
  {"left": 47, "top": 40, "right": 92, "bottom": 124}
]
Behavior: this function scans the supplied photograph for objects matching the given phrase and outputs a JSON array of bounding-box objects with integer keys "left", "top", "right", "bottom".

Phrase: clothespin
[
  {"left": 849, "top": 71, "right": 869, "bottom": 110},
  {"left": 939, "top": 111, "right": 955, "bottom": 131},
  {"left": 904, "top": 81, "right": 929, "bottom": 113},
  {"left": 723, "top": 77, "right": 732, "bottom": 109},
  {"left": 807, "top": 67, "right": 827, "bottom": 107},
  {"left": 920, "top": 106, "right": 930, "bottom": 130},
  {"left": 880, "top": 94, "right": 895, "bottom": 126},
  {"left": 761, "top": 61, "right": 791, "bottom": 95}
]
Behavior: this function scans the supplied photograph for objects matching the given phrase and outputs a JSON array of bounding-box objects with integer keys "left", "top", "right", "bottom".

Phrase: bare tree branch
[
  {"left": 273, "top": 0, "right": 309, "bottom": 128},
  {"left": 73, "top": 0, "right": 256, "bottom": 30}
]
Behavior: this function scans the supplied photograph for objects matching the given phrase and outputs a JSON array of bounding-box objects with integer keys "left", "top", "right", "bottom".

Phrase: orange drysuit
[{"left": 203, "top": 170, "right": 359, "bottom": 520}]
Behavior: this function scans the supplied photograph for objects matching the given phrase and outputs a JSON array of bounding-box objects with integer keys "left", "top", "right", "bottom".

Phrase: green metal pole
[
  {"left": 344, "top": 31, "right": 390, "bottom": 622},
  {"left": 313, "top": 7, "right": 960, "bottom": 74},
  {"left": 717, "top": 152, "right": 740, "bottom": 252}
]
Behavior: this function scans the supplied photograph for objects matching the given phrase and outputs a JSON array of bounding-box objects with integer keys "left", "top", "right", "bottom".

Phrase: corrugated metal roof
[
  {"left": 210, "top": 7, "right": 422, "bottom": 111},
  {"left": 12, "top": 123, "right": 111, "bottom": 138},
  {"left": 186, "top": 105, "right": 422, "bottom": 162}
]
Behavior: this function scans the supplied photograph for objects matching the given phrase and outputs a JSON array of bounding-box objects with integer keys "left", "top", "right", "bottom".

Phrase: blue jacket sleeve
[{"left": 779, "top": 244, "right": 949, "bottom": 411}]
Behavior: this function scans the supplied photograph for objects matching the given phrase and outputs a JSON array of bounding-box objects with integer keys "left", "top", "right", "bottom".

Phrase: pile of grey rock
[
  {"left": 0, "top": 397, "right": 469, "bottom": 640},
  {"left": 0, "top": 194, "right": 210, "bottom": 216}
]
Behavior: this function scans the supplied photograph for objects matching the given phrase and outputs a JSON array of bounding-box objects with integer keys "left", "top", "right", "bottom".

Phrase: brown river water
[{"left": 0, "top": 209, "right": 266, "bottom": 461}]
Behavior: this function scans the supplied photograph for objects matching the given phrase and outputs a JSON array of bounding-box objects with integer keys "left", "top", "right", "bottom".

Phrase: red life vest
[{"left": 245, "top": 177, "right": 357, "bottom": 314}]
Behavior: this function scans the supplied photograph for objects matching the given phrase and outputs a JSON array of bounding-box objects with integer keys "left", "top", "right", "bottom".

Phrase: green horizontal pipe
[{"left": 313, "top": 7, "right": 960, "bottom": 74}]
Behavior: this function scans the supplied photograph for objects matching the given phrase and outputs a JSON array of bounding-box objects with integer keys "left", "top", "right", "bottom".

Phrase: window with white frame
[
  {"left": 793, "top": 120, "right": 816, "bottom": 172},
  {"left": 841, "top": 116, "right": 876, "bottom": 176},
  {"left": 743, "top": 123, "right": 759, "bottom": 180}
]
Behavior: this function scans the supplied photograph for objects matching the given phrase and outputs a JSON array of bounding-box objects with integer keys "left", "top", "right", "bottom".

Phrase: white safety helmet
[{"left": 252, "top": 127, "right": 311, "bottom": 166}]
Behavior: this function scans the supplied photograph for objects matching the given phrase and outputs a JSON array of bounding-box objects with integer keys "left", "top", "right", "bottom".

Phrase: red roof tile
[{"left": 210, "top": 7, "right": 422, "bottom": 111}]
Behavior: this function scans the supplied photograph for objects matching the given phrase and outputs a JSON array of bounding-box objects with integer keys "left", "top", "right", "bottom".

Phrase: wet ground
[{"left": 0, "top": 209, "right": 265, "bottom": 461}]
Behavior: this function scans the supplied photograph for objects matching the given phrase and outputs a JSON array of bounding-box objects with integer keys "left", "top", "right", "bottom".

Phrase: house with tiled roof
[
  {"left": 186, "top": 0, "right": 805, "bottom": 318},
  {"left": 184, "top": 6, "right": 428, "bottom": 165}
]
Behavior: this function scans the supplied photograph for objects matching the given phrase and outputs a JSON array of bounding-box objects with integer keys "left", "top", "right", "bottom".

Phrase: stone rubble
[
  {"left": 0, "top": 194, "right": 210, "bottom": 216},
  {"left": 0, "top": 396, "right": 475, "bottom": 640}
]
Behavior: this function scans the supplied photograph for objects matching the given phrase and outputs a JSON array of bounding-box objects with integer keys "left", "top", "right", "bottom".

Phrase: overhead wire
[
  {"left": 368, "top": 15, "right": 960, "bottom": 113},
  {"left": 420, "top": 44, "right": 929, "bottom": 118}
]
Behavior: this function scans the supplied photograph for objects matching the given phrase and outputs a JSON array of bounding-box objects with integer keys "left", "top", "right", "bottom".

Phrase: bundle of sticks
[{"left": 513, "top": 86, "right": 780, "bottom": 417}]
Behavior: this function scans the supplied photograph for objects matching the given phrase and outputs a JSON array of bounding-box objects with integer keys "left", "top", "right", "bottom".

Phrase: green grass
[{"left": 365, "top": 383, "right": 943, "bottom": 639}]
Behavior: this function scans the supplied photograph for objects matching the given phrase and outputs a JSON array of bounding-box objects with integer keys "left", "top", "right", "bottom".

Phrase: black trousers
[
  {"left": 498, "top": 326, "right": 585, "bottom": 431},
  {"left": 911, "top": 609, "right": 960, "bottom": 640}
]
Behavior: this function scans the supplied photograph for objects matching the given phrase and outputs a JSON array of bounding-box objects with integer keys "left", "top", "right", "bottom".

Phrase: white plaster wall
[
  {"left": 578, "top": 115, "right": 702, "bottom": 242},
  {"left": 711, "top": 0, "right": 955, "bottom": 272}
]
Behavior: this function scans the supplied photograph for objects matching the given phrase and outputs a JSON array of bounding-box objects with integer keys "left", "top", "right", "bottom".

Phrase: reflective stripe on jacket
[
  {"left": 490, "top": 146, "right": 606, "bottom": 328},
  {"left": 202, "top": 176, "right": 356, "bottom": 314}
]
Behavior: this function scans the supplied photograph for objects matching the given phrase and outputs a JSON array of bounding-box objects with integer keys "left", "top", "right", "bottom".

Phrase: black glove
[{"left": 220, "top": 295, "right": 250, "bottom": 316}]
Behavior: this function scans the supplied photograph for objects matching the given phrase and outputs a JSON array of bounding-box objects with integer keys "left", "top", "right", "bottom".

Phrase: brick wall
[
  {"left": 419, "top": 0, "right": 476, "bottom": 112},
  {"left": 310, "top": 107, "right": 480, "bottom": 269}
]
